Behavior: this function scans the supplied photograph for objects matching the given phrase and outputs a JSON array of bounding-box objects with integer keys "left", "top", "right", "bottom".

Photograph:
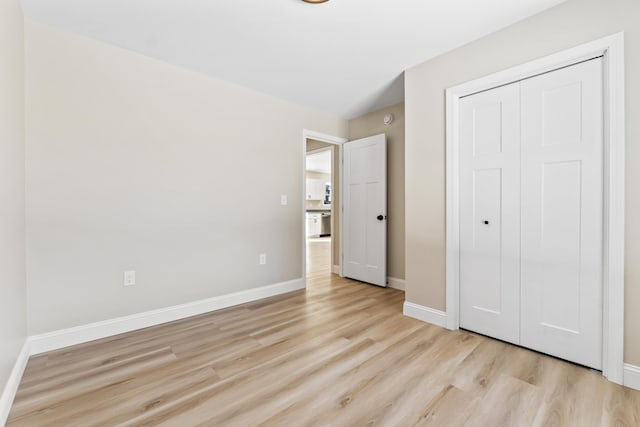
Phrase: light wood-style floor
[{"left": 7, "top": 238, "right": 640, "bottom": 426}]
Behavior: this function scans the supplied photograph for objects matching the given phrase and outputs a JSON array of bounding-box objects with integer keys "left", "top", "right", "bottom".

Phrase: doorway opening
[
  {"left": 301, "top": 130, "right": 346, "bottom": 284},
  {"left": 305, "top": 144, "right": 333, "bottom": 275}
]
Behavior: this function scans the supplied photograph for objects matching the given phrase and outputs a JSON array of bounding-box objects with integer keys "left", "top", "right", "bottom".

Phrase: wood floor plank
[
  {"left": 323, "top": 330, "right": 481, "bottom": 426},
  {"left": 469, "top": 373, "right": 544, "bottom": 426},
  {"left": 7, "top": 237, "right": 640, "bottom": 426}
]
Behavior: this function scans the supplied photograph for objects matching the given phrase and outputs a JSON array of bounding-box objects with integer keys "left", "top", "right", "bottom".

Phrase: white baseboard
[
  {"left": 403, "top": 301, "right": 447, "bottom": 328},
  {"left": 387, "top": 277, "right": 405, "bottom": 291},
  {"left": 624, "top": 363, "right": 640, "bottom": 391},
  {"left": 332, "top": 265, "right": 340, "bottom": 274},
  {"left": 0, "top": 339, "right": 30, "bottom": 426},
  {"left": 29, "top": 278, "right": 304, "bottom": 355}
]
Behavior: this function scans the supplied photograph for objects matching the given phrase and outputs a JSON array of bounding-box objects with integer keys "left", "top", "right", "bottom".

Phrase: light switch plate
[{"left": 124, "top": 270, "right": 136, "bottom": 287}]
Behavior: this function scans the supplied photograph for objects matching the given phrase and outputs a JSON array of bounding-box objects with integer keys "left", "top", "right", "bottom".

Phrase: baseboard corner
[
  {"left": 403, "top": 301, "right": 447, "bottom": 328},
  {"left": 623, "top": 363, "right": 640, "bottom": 391},
  {"left": 387, "top": 276, "right": 406, "bottom": 291},
  {"left": 0, "top": 339, "right": 30, "bottom": 426}
]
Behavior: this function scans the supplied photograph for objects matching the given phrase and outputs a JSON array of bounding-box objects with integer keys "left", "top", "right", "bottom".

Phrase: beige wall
[
  {"left": 349, "top": 102, "right": 405, "bottom": 280},
  {"left": 0, "top": 0, "right": 27, "bottom": 399},
  {"left": 306, "top": 139, "right": 340, "bottom": 266},
  {"left": 24, "top": 20, "right": 347, "bottom": 334},
  {"left": 404, "top": 0, "right": 640, "bottom": 365}
]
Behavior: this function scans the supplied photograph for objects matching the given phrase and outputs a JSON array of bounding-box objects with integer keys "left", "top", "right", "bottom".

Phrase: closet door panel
[
  {"left": 520, "top": 58, "right": 604, "bottom": 369},
  {"left": 459, "top": 82, "right": 521, "bottom": 344}
]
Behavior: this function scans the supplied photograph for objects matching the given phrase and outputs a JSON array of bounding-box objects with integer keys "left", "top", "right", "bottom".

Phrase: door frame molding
[
  {"left": 445, "top": 32, "right": 626, "bottom": 384},
  {"left": 302, "top": 130, "right": 348, "bottom": 283}
]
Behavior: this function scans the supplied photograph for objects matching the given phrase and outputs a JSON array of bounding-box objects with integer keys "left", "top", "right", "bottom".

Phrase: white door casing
[
  {"left": 459, "top": 82, "right": 521, "bottom": 345},
  {"left": 520, "top": 58, "right": 604, "bottom": 369},
  {"left": 343, "top": 134, "right": 387, "bottom": 287}
]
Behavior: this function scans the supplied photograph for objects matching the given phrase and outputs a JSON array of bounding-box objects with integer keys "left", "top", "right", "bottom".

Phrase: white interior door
[
  {"left": 520, "top": 58, "right": 604, "bottom": 369},
  {"left": 458, "top": 58, "right": 604, "bottom": 369},
  {"left": 459, "top": 82, "right": 521, "bottom": 344},
  {"left": 343, "top": 134, "right": 387, "bottom": 287}
]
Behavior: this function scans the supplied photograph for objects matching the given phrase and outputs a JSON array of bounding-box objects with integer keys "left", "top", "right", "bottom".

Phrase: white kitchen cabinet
[{"left": 306, "top": 179, "right": 325, "bottom": 200}]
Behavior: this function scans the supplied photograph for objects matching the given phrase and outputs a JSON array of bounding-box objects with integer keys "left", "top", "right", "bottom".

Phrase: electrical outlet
[
  {"left": 259, "top": 254, "right": 267, "bottom": 265},
  {"left": 281, "top": 195, "right": 288, "bottom": 205},
  {"left": 124, "top": 270, "right": 136, "bottom": 287}
]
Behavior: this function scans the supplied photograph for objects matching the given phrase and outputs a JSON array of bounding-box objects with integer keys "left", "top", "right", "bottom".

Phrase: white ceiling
[
  {"left": 21, "top": 0, "right": 566, "bottom": 119},
  {"left": 306, "top": 150, "right": 331, "bottom": 174}
]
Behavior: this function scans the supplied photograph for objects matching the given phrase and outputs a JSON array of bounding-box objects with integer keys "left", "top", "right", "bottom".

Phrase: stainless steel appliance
[{"left": 320, "top": 212, "right": 331, "bottom": 237}]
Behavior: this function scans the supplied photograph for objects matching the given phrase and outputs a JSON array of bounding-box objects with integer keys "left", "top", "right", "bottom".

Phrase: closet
[{"left": 459, "top": 57, "right": 604, "bottom": 369}]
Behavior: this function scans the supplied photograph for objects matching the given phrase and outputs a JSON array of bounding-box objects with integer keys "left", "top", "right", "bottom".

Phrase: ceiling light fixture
[{"left": 302, "top": 0, "right": 329, "bottom": 3}]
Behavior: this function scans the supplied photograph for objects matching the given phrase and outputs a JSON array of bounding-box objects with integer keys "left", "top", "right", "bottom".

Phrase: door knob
[{"left": 377, "top": 215, "right": 385, "bottom": 221}]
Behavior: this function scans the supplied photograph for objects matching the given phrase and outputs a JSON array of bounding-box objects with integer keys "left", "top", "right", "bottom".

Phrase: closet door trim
[{"left": 444, "top": 32, "right": 625, "bottom": 384}]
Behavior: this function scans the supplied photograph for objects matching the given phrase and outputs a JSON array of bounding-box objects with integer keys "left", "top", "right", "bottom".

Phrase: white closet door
[
  {"left": 520, "top": 58, "right": 604, "bottom": 369},
  {"left": 459, "top": 83, "right": 521, "bottom": 344}
]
